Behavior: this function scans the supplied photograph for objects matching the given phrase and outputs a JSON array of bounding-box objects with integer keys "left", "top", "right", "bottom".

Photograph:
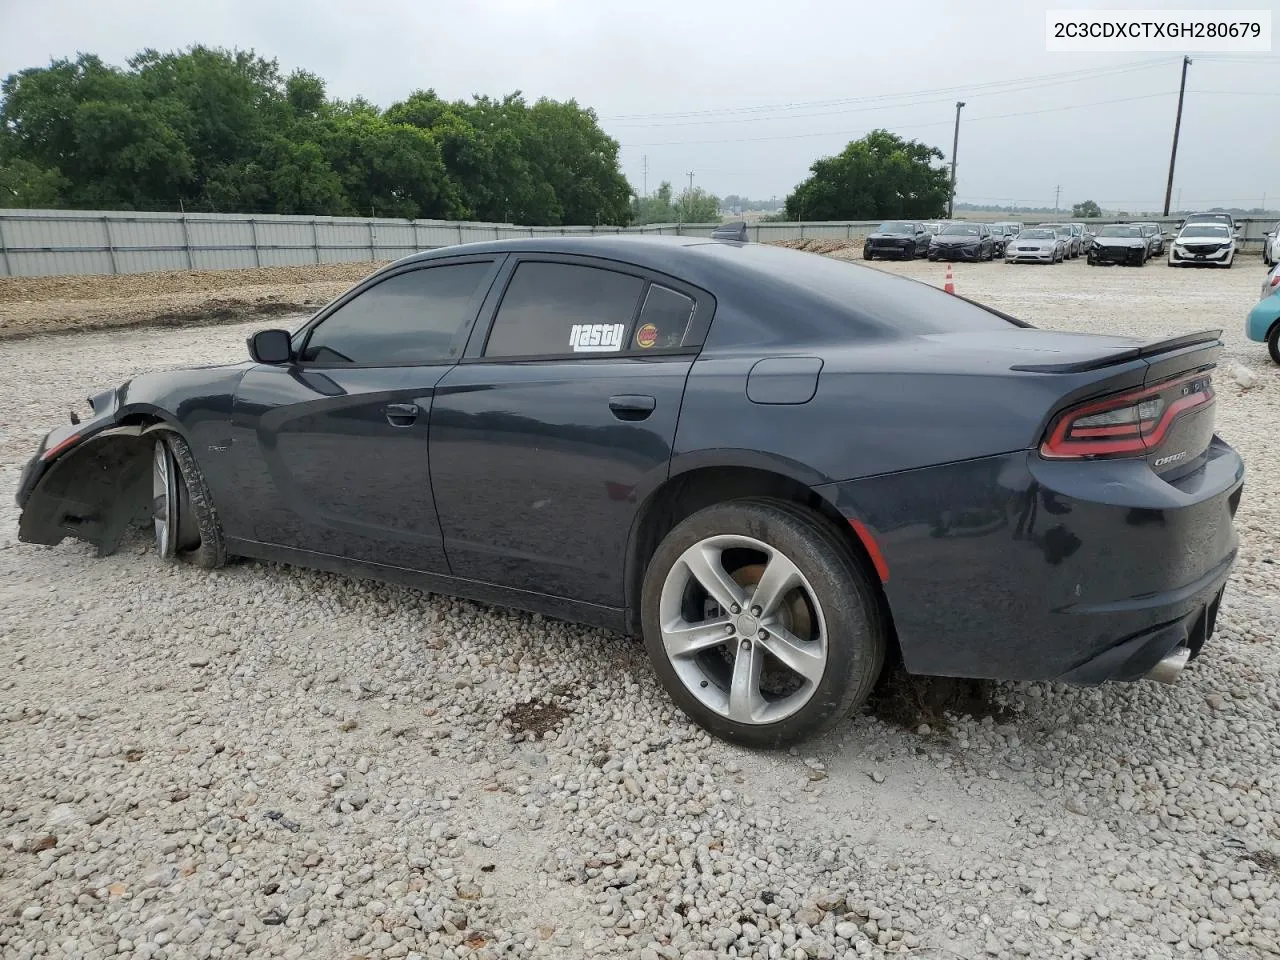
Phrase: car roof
[{"left": 382, "top": 235, "right": 1018, "bottom": 348}]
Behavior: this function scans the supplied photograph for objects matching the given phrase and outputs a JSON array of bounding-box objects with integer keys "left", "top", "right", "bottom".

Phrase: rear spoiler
[{"left": 1009, "top": 329, "right": 1223, "bottom": 373}]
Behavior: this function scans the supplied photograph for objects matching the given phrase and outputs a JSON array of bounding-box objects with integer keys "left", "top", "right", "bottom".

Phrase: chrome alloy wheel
[
  {"left": 152, "top": 438, "right": 178, "bottom": 558},
  {"left": 658, "top": 534, "right": 828, "bottom": 725}
]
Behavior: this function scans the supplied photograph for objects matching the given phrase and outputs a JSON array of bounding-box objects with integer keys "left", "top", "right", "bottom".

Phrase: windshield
[
  {"left": 1021, "top": 229, "right": 1055, "bottom": 240},
  {"left": 878, "top": 221, "right": 913, "bottom": 233},
  {"left": 939, "top": 223, "right": 981, "bottom": 236},
  {"left": 1098, "top": 226, "right": 1142, "bottom": 238},
  {"left": 1180, "top": 225, "right": 1230, "bottom": 239}
]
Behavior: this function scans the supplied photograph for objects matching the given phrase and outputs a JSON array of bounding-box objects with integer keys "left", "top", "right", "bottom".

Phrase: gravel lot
[{"left": 1, "top": 256, "right": 1277, "bottom": 960}]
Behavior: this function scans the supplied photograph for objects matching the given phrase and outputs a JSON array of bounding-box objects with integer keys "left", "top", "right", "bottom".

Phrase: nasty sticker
[
  {"left": 569, "top": 323, "right": 625, "bottom": 352},
  {"left": 635, "top": 323, "right": 659, "bottom": 349}
]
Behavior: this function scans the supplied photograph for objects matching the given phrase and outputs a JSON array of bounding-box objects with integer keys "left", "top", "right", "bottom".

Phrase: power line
[
  {"left": 605, "top": 62, "right": 1175, "bottom": 129},
  {"left": 601, "top": 57, "right": 1174, "bottom": 122},
  {"left": 619, "top": 91, "right": 1175, "bottom": 148}
]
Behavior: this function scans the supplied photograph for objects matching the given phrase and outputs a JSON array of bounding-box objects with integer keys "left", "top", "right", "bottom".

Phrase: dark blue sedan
[{"left": 17, "top": 236, "right": 1244, "bottom": 747}]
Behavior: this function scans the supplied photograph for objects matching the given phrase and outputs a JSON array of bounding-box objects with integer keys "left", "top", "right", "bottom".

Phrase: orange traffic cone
[{"left": 944, "top": 263, "right": 955, "bottom": 295}]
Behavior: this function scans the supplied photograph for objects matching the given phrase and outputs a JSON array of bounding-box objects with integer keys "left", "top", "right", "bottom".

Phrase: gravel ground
[{"left": 1, "top": 256, "right": 1277, "bottom": 960}]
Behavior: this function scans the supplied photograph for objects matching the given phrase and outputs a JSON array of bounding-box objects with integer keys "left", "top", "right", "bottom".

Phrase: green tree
[
  {"left": 784, "top": 129, "right": 950, "bottom": 221},
  {"left": 631, "top": 181, "right": 677, "bottom": 224},
  {"left": 674, "top": 187, "right": 720, "bottom": 222},
  {"left": 0, "top": 45, "right": 638, "bottom": 225},
  {"left": 0, "top": 158, "right": 68, "bottom": 207},
  {"left": 1071, "top": 199, "right": 1102, "bottom": 218}
]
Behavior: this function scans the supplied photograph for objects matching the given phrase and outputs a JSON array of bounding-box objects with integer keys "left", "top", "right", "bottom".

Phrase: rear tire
[
  {"left": 640, "top": 499, "right": 886, "bottom": 749},
  {"left": 862, "top": 249, "right": 872, "bottom": 260},
  {"left": 154, "top": 433, "right": 226, "bottom": 569},
  {"left": 1269, "top": 324, "right": 1280, "bottom": 365}
]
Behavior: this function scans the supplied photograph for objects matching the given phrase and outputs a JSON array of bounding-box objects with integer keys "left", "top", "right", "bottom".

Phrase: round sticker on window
[{"left": 636, "top": 323, "right": 659, "bottom": 348}]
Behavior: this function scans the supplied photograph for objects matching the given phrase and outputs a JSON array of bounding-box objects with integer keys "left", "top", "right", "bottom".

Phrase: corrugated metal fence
[{"left": 0, "top": 208, "right": 1274, "bottom": 278}]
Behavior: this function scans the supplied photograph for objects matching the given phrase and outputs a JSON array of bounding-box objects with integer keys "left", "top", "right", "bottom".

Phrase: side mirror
[{"left": 248, "top": 329, "right": 293, "bottom": 365}]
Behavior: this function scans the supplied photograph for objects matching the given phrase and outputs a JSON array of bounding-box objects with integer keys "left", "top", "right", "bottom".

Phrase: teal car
[{"left": 1249, "top": 263, "right": 1280, "bottom": 364}]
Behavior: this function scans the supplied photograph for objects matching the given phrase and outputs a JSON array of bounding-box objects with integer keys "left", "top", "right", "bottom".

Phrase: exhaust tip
[{"left": 1145, "top": 646, "right": 1190, "bottom": 684}]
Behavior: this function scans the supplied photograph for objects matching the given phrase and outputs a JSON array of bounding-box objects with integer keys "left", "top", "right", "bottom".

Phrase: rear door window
[{"left": 483, "top": 261, "right": 645, "bottom": 358}]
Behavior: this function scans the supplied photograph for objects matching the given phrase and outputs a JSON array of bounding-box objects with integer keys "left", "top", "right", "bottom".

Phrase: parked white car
[
  {"left": 1264, "top": 227, "right": 1279, "bottom": 267},
  {"left": 1168, "top": 223, "right": 1236, "bottom": 268}
]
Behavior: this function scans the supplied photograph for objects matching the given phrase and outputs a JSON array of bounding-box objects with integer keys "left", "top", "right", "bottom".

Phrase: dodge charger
[{"left": 16, "top": 236, "right": 1244, "bottom": 748}]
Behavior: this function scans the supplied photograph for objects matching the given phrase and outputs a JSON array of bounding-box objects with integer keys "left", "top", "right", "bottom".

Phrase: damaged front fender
[{"left": 17, "top": 425, "right": 160, "bottom": 557}]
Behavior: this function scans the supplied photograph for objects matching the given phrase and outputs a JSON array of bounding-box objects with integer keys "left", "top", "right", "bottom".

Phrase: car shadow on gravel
[{"left": 867, "top": 662, "right": 1014, "bottom": 734}]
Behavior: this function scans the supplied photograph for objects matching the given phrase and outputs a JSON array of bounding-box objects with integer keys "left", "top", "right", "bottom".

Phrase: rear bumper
[
  {"left": 815, "top": 438, "right": 1245, "bottom": 684},
  {"left": 1055, "top": 580, "right": 1226, "bottom": 683}
]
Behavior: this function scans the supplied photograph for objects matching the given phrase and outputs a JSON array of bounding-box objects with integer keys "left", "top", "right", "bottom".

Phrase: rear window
[{"left": 698, "top": 244, "right": 1025, "bottom": 343}]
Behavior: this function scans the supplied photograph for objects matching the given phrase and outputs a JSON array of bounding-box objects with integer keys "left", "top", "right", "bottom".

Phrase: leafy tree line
[
  {"left": 0, "top": 47, "right": 633, "bottom": 225},
  {"left": 630, "top": 181, "right": 721, "bottom": 224}
]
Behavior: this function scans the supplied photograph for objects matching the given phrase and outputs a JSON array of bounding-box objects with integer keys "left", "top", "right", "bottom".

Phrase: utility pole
[
  {"left": 1054, "top": 185, "right": 1061, "bottom": 213},
  {"left": 947, "top": 101, "right": 965, "bottom": 219},
  {"left": 642, "top": 155, "right": 648, "bottom": 198},
  {"left": 1163, "top": 56, "right": 1191, "bottom": 217},
  {"left": 687, "top": 171, "right": 695, "bottom": 193}
]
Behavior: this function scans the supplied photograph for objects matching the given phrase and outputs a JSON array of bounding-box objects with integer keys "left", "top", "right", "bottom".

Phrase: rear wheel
[
  {"left": 151, "top": 434, "right": 226, "bottom": 569},
  {"left": 862, "top": 249, "right": 872, "bottom": 260},
  {"left": 1269, "top": 324, "right": 1280, "bottom": 365},
  {"left": 641, "top": 499, "right": 886, "bottom": 748}
]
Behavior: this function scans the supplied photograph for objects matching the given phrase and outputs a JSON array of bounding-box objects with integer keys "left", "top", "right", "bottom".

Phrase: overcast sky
[{"left": 1, "top": 0, "right": 1276, "bottom": 211}]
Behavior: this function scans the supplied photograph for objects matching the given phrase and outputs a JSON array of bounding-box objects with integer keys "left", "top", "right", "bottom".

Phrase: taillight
[{"left": 1040, "top": 371, "right": 1214, "bottom": 459}]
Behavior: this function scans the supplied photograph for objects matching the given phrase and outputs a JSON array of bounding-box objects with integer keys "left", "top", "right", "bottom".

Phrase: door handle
[
  {"left": 608, "top": 395, "right": 656, "bottom": 421},
  {"left": 384, "top": 402, "right": 419, "bottom": 427}
]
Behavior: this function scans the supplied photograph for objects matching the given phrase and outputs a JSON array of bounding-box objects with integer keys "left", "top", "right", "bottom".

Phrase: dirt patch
[
  {"left": 0, "top": 262, "right": 389, "bottom": 340},
  {"left": 868, "top": 663, "right": 1013, "bottom": 732},
  {"left": 1251, "top": 849, "right": 1280, "bottom": 878},
  {"left": 770, "top": 238, "right": 864, "bottom": 255},
  {"left": 502, "top": 698, "right": 572, "bottom": 739}
]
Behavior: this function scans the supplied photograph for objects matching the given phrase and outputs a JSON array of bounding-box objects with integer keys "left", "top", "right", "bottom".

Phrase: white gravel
[{"left": 1, "top": 257, "right": 1278, "bottom": 960}]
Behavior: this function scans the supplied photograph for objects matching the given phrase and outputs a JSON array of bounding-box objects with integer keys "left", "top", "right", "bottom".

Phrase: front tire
[
  {"left": 152, "top": 433, "right": 226, "bottom": 569},
  {"left": 640, "top": 499, "right": 886, "bottom": 748},
  {"left": 1269, "top": 323, "right": 1280, "bottom": 365}
]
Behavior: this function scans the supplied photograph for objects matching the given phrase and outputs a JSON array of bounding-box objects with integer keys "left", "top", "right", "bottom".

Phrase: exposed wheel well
[{"left": 624, "top": 466, "right": 897, "bottom": 643}]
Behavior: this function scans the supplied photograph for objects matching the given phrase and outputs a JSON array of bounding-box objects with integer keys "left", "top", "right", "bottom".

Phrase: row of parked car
[{"left": 864, "top": 214, "right": 1250, "bottom": 269}]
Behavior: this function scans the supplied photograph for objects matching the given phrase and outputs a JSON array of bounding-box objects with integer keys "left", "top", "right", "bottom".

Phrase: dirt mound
[
  {"left": 0, "top": 262, "right": 389, "bottom": 340},
  {"left": 770, "top": 238, "right": 864, "bottom": 255}
]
